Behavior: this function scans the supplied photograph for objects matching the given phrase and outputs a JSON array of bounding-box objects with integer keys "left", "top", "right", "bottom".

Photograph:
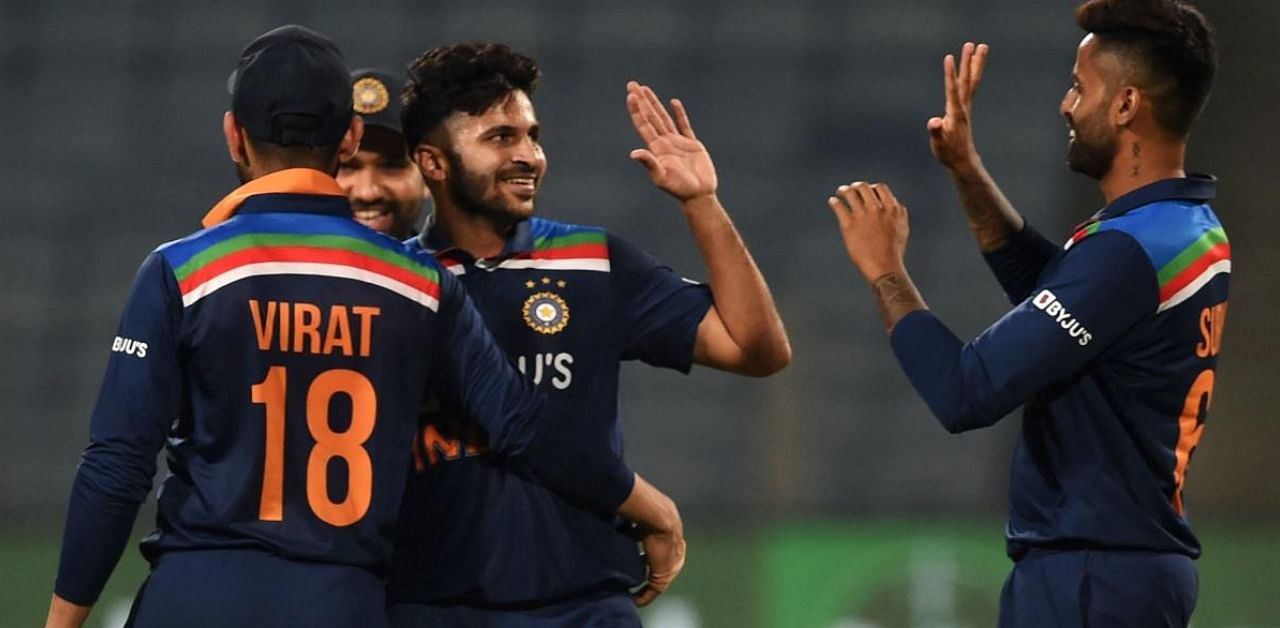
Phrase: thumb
[
  {"left": 633, "top": 585, "right": 661, "bottom": 607},
  {"left": 926, "top": 117, "right": 945, "bottom": 136},
  {"left": 630, "top": 149, "right": 664, "bottom": 176}
]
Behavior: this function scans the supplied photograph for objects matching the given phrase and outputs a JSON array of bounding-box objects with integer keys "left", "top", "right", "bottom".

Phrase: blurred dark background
[{"left": 2, "top": 1, "right": 1276, "bottom": 626}]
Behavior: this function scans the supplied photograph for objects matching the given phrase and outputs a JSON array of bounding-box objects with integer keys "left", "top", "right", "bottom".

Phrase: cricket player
[
  {"left": 386, "top": 43, "right": 791, "bottom": 626},
  {"left": 45, "top": 26, "right": 683, "bottom": 628},
  {"left": 827, "top": 1, "right": 1223, "bottom": 626},
  {"left": 338, "top": 68, "right": 430, "bottom": 240}
]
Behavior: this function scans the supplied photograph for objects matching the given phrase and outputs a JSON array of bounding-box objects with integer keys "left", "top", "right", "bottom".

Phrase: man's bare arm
[{"left": 927, "top": 42, "right": 1025, "bottom": 252}]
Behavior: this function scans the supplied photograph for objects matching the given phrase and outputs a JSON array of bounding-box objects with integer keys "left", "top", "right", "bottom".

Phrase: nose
[
  {"left": 509, "top": 136, "right": 544, "bottom": 169},
  {"left": 348, "top": 166, "right": 383, "bottom": 202},
  {"left": 1060, "top": 90, "right": 1074, "bottom": 118}
]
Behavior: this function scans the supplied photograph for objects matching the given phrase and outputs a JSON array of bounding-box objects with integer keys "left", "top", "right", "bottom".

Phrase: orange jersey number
[
  {"left": 252, "top": 366, "right": 377, "bottom": 526},
  {"left": 1172, "top": 368, "right": 1213, "bottom": 516}
]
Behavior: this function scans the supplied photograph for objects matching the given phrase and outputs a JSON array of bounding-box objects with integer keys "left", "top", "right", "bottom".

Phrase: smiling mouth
[{"left": 353, "top": 206, "right": 390, "bottom": 220}]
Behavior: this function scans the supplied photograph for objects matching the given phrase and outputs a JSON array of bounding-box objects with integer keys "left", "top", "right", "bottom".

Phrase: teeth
[{"left": 505, "top": 178, "right": 534, "bottom": 185}]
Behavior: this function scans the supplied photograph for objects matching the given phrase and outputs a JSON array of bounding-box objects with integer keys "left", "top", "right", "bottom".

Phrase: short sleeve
[{"left": 609, "top": 235, "right": 713, "bottom": 372}]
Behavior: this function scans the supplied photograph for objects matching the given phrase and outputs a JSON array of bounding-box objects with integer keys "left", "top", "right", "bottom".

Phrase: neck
[
  {"left": 1099, "top": 135, "right": 1186, "bottom": 204},
  {"left": 432, "top": 199, "right": 514, "bottom": 259}
]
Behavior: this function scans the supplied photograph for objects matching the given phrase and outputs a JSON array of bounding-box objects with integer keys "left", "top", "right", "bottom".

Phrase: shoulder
[
  {"left": 528, "top": 217, "right": 609, "bottom": 251},
  {"left": 1079, "top": 201, "right": 1228, "bottom": 282}
]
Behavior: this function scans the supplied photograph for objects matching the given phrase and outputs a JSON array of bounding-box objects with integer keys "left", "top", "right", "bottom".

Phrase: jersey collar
[
  {"left": 202, "top": 168, "right": 349, "bottom": 227},
  {"left": 1097, "top": 174, "right": 1217, "bottom": 221},
  {"left": 418, "top": 214, "right": 536, "bottom": 261}
]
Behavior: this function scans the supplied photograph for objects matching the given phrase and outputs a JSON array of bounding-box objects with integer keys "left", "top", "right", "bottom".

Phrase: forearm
[
  {"left": 45, "top": 597, "right": 91, "bottom": 628},
  {"left": 519, "top": 420, "right": 637, "bottom": 513},
  {"left": 949, "top": 159, "right": 1025, "bottom": 253},
  {"left": 889, "top": 310, "right": 1006, "bottom": 433},
  {"left": 617, "top": 473, "right": 680, "bottom": 534},
  {"left": 45, "top": 595, "right": 92, "bottom": 628},
  {"left": 681, "top": 194, "right": 790, "bottom": 371},
  {"left": 868, "top": 269, "right": 929, "bottom": 334},
  {"left": 53, "top": 466, "right": 148, "bottom": 607}
]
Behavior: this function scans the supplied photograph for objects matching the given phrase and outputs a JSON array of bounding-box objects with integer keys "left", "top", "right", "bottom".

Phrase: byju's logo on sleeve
[
  {"left": 1032, "top": 290, "right": 1093, "bottom": 346},
  {"left": 111, "top": 336, "right": 149, "bottom": 358}
]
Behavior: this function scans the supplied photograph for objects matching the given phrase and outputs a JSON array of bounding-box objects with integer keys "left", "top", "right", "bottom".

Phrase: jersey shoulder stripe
[
  {"left": 1076, "top": 201, "right": 1230, "bottom": 313},
  {"left": 159, "top": 214, "right": 441, "bottom": 309},
  {"left": 498, "top": 218, "right": 610, "bottom": 272}
]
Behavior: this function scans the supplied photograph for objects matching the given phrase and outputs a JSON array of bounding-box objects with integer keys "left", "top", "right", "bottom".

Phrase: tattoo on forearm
[
  {"left": 870, "top": 272, "right": 928, "bottom": 334},
  {"left": 953, "top": 170, "right": 1022, "bottom": 253}
]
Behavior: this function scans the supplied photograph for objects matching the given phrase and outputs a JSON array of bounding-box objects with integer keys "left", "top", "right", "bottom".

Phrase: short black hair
[
  {"left": 1075, "top": 0, "right": 1217, "bottom": 137},
  {"left": 400, "top": 43, "right": 540, "bottom": 150},
  {"left": 246, "top": 138, "right": 342, "bottom": 174}
]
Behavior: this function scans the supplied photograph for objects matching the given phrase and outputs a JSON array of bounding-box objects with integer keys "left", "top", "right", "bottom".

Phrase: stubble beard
[
  {"left": 1066, "top": 115, "right": 1118, "bottom": 181},
  {"left": 444, "top": 151, "right": 535, "bottom": 228}
]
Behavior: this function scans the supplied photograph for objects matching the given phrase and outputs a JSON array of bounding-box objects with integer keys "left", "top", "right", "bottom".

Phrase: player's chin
[{"left": 501, "top": 196, "right": 537, "bottom": 219}]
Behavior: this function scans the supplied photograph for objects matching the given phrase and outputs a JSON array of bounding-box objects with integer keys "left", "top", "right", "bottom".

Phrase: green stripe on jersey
[
  {"left": 174, "top": 233, "right": 439, "bottom": 282},
  {"left": 533, "top": 230, "right": 606, "bottom": 250},
  {"left": 1157, "top": 227, "right": 1228, "bottom": 286}
]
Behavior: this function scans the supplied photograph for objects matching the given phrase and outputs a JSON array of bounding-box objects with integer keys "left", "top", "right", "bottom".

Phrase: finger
[
  {"left": 633, "top": 585, "right": 662, "bottom": 607},
  {"left": 943, "top": 54, "right": 958, "bottom": 120},
  {"left": 851, "top": 182, "right": 881, "bottom": 212},
  {"left": 670, "top": 98, "right": 698, "bottom": 140},
  {"left": 957, "top": 42, "right": 974, "bottom": 103},
  {"left": 827, "top": 196, "right": 851, "bottom": 225},
  {"left": 927, "top": 117, "right": 945, "bottom": 137},
  {"left": 836, "top": 183, "right": 863, "bottom": 213},
  {"left": 970, "top": 43, "right": 990, "bottom": 94},
  {"left": 629, "top": 149, "right": 663, "bottom": 175},
  {"left": 872, "top": 182, "right": 901, "bottom": 210},
  {"left": 641, "top": 85, "right": 678, "bottom": 135},
  {"left": 626, "top": 92, "right": 659, "bottom": 143}
]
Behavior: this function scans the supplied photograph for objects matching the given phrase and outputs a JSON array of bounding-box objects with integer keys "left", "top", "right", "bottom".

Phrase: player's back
[{"left": 140, "top": 199, "right": 443, "bottom": 571}]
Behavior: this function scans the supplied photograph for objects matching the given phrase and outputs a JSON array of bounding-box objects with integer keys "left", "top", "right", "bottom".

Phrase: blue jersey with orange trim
[
  {"left": 389, "top": 216, "right": 713, "bottom": 606},
  {"left": 891, "top": 176, "right": 1228, "bottom": 558},
  {"left": 53, "top": 171, "right": 634, "bottom": 606}
]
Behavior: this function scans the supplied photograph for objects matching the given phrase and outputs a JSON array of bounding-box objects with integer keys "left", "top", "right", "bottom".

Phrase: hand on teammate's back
[{"left": 927, "top": 42, "right": 989, "bottom": 172}]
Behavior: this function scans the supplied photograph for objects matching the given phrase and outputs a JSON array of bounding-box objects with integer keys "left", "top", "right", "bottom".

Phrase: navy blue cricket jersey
[
  {"left": 389, "top": 216, "right": 714, "bottom": 606},
  {"left": 53, "top": 171, "right": 633, "bottom": 606},
  {"left": 892, "top": 176, "right": 1229, "bottom": 558}
]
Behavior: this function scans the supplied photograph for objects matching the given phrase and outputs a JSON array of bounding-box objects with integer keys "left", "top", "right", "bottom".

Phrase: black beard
[
  {"left": 1066, "top": 123, "right": 1117, "bottom": 181},
  {"left": 444, "top": 151, "right": 530, "bottom": 228}
]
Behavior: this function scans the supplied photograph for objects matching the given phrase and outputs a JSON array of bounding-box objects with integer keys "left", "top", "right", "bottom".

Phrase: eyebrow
[{"left": 483, "top": 125, "right": 518, "bottom": 136}]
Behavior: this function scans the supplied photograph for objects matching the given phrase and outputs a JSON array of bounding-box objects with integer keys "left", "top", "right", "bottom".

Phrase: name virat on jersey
[{"left": 248, "top": 299, "right": 381, "bottom": 357}]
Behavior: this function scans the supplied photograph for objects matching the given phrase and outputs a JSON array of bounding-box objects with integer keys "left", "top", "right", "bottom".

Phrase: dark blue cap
[
  {"left": 350, "top": 68, "right": 405, "bottom": 134},
  {"left": 228, "top": 25, "right": 353, "bottom": 147}
]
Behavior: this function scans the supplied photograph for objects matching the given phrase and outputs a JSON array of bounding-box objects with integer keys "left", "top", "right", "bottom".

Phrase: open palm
[{"left": 626, "top": 81, "right": 718, "bottom": 201}]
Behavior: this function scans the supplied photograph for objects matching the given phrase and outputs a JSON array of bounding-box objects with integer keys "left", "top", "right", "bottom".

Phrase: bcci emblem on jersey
[{"left": 523, "top": 292, "right": 569, "bottom": 335}]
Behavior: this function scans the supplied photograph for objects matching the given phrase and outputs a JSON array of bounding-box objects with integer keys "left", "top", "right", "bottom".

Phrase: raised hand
[
  {"left": 626, "top": 81, "right": 718, "bottom": 202},
  {"left": 828, "top": 181, "right": 911, "bottom": 284},
  {"left": 927, "top": 42, "right": 989, "bottom": 171}
]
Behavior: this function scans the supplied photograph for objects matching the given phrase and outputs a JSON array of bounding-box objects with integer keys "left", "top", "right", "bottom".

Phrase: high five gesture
[{"left": 626, "top": 81, "right": 718, "bottom": 202}]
